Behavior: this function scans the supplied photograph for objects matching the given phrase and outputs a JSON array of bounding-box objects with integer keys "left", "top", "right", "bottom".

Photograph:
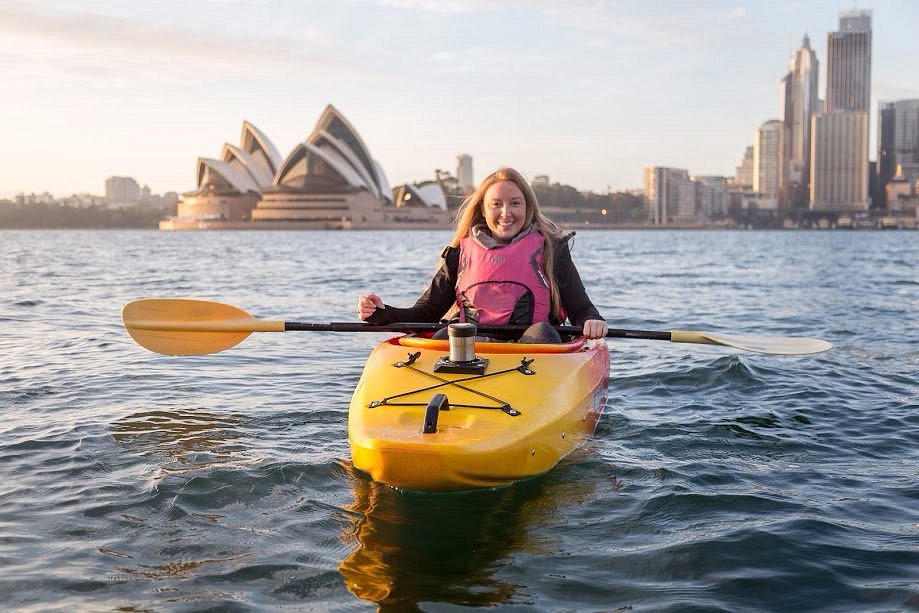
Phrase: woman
[{"left": 357, "top": 167, "right": 608, "bottom": 343}]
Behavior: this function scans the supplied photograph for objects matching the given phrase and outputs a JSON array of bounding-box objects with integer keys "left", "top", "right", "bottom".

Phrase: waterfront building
[
  {"left": 754, "top": 120, "right": 787, "bottom": 209},
  {"left": 388, "top": 182, "right": 455, "bottom": 225},
  {"left": 105, "top": 176, "right": 141, "bottom": 206},
  {"left": 456, "top": 154, "right": 474, "bottom": 193},
  {"left": 249, "top": 105, "right": 395, "bottom": 228},
  {"left": 394, "top": 183, "right": 446, "bottom": 209},
  {"left": 161, "top": 105, "right": 449, "bottom": 230},
  {"left": 164, "top": 122, "right": 280, "bottom": 228},
  {"left": 877, "top": 99, "right": 919, "bottom": 209},
  {"left": 781, "top": 35, "right": 819, "bottom": 208},
  {"left": 692, "top": 176, "right": 729, "bottom": 217},
  {"left": 643, "top": 166, "right": 696, "bottom": 225},
  {"left": 884, "top": 166, "right": 917, "bottom": 212}
]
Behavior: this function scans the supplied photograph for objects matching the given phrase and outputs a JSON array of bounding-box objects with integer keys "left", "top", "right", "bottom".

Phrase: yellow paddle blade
[
  {"left": 122, "top": 298, "right": 283, "bottom": 356},
  {"left": 670, "top": 330, "right": 833, "bottom": 355}
]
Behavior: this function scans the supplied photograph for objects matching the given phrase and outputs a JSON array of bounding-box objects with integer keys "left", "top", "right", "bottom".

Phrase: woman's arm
[
  {"left": 554, "top": 239, "right": 603, "bottom": 326},
  {"left": 364, "top": 247, "right": 459, "bottom": 325}
]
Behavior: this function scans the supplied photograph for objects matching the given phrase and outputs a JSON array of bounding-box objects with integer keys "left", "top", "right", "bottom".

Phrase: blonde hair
[{"left": 449, "top": 167, "right": 563, "bottom": 320}]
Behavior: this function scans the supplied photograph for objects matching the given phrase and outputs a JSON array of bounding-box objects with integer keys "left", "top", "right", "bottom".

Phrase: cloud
[
  {"left": 582, "top": 37, "right": 614, "bottom": 50},
  {"left": 302, "top": 27, "right": 336, "bottom": 46},
  {"left": 542, "top": 4, "right": 720, "bottom": 49},
  {"left": 727, "top": 7, "right": 746, "bottom": 20},
  {"left": 369, "top": 0, "right": 718, "bottom": 47},
  {"left": 370, "top": 0, "right": 507, "bottom": 13},
  {"left": 0, "top": 5, "right": 358, "bottom": 76}
]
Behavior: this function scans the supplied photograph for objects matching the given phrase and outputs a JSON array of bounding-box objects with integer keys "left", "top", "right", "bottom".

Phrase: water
[{"left": 1, "top": 229, "right": 916, "bottom": 611}]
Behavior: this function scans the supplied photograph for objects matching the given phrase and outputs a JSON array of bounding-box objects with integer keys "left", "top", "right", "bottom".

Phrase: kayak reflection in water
[
  {"left": 357, "top": 167, "right": 608, "bottom": 343},
  {"left": 338, "top": 465, "right": 600, "bottom": 608}
]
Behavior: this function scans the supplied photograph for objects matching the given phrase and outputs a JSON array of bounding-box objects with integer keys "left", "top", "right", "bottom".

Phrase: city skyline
[{"left": 2, "top": 1, "right": 918, "bottom": 200}]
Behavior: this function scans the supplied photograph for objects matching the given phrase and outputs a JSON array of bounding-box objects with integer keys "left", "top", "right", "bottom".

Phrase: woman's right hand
[{"left": 357, "top": 293, "right": 384, "bottom": 320}]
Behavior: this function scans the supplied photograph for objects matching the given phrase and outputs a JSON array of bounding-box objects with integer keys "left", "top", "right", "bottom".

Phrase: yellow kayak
[{"left": 348, "top": 335, "right": 610, "bottom": 491}]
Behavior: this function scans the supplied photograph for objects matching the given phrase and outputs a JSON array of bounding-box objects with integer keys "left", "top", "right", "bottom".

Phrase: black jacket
[{"left": 366, "top": 235, "right": 602, "bottom": 327}]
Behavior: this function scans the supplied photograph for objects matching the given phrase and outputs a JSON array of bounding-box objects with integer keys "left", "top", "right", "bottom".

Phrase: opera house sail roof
[
  {"left": 197, "top": 157, "right": 260, "bottom": 194},
  {"left": 221, "top": 143, "right": 274, "bottom": 188},
  {"left": 273, "top": 142, "right": 367, "bottom": 192},
  {"left": 306, "top": 106, "right": 393, "bottom": 203},
  {"left": 240, "top": 121, "right": 281, "bottom": 181}
]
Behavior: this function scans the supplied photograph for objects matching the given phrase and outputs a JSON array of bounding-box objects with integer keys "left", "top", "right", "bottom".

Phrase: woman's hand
[
  {"left": 357, "top": 293, "right": 384, "bottom": 320},
  {"left": 581, "top": 319, "right": 608, "bottom": 340}
]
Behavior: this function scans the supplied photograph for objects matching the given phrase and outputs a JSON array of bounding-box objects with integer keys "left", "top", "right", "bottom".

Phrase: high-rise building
[
  {"left": 877, "top": 99, "right": 919, "bottom": 209},
  {"left": 810, "top": 111, "right": 870, "bottom": 210},
  {"left": 105, "top": 176, "right": 141, "bottom": 205},
  {"left": 826, "top": 10, "right": 872, "bottom": 113},
  {"left": 781, "top": 35, "right": 819, "bottom": 208},
  {"left": 754, "top": 120, "right": 787, "bottom": 208},
  {"left": 810, "top": 10, "right": 872, "bottom": 211},
  {"left": 733, "top": 146, "right": 755, "bottom": 190},
  {"left": 456, "top": 154, "right": 473, "bottom": 193},
  {"left": 643, "top": 166, "right": 696, "bottom": 224},
  {"left": 692, "top": 176, "right": 729, "bottom": 217},
  {"left": 877, "top": 102, "right": 897, "bottom": 208}
]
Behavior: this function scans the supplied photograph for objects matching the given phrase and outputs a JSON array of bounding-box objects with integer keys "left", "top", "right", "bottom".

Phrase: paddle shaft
[
  {"left": 127, "top": 318, "right": 672, "bottom": 340},
  {"left": 285, "top": 321, "right": 673, "bottom": 341},
  {"left": 281, "top": 323, "right": 821, "bottom": 352}
]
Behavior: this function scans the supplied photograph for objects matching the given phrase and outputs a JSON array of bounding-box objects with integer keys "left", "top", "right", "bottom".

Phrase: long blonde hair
[{"left": 449, "top": 167, "right": 563, "bottom": 320}]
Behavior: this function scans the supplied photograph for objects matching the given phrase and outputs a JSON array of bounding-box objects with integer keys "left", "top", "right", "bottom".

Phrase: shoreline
[{"left": 2, "top": 223, "right": 915, "bottom": 231}]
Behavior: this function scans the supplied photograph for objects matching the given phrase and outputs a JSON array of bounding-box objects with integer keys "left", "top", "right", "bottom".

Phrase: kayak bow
[{"left": 348, "top": 335, "right": 610, "bottom": 491}]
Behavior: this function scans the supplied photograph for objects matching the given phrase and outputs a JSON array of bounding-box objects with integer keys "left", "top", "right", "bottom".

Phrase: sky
[{"left": 2, "top": 0, "right": 918, "bottom": 199}]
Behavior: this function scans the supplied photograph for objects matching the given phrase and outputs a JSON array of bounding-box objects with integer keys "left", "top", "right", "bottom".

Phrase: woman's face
[{"left": 482, "top": 180, "right": 527, "bottom": 243}]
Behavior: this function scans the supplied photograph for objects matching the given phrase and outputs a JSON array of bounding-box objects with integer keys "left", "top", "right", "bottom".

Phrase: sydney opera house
[{"left": 160, "top": 105, "right": 451, "bottom": 230}]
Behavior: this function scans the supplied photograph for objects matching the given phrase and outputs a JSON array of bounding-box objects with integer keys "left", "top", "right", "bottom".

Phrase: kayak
[{"left": 348, "top": 334, "right": 610, "bottom": 491}]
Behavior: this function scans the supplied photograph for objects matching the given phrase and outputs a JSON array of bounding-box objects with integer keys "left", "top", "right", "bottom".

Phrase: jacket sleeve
[
  {"left": 554, "top": 238, "right": 603, "bottom": 326},
  {"left": 365, "top": 246, "right": 459, "bottom": 325}
]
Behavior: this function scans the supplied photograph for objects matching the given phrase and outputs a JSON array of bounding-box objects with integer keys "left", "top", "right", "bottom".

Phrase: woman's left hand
[{"left": 581, "top": 319, "right": 609, "bottom": 340}]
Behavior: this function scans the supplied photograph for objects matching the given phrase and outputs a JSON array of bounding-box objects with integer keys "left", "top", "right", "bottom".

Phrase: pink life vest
[{"left": 455, "top": 231, "right": 553, "bottom": 325}]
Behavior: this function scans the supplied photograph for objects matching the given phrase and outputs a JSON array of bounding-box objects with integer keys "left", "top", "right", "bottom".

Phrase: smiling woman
[
  {"left": 357, "top": 167, "right": 609, "bottom": 344},
  {"left": 482, "top": 179, "right": 526, "bottom": 241}
]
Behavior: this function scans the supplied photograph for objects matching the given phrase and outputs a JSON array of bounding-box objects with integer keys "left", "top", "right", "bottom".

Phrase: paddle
[{"left": 122, "top": 298, "right": 833, "bottom": 356}]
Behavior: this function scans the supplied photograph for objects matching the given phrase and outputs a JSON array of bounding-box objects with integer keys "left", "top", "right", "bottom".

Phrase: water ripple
[{"left": 1, "top": 229, "right": 916, "bottom": 610}]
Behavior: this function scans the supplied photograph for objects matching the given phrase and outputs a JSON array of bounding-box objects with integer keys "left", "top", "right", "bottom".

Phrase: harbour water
[{"left": 1, "top": 229, "right": 916, "bottom": 611}]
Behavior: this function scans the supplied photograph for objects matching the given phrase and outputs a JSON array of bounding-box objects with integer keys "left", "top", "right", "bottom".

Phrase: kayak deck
[{"left": 348, "top": 335, "right": 609, "bottom": 491}]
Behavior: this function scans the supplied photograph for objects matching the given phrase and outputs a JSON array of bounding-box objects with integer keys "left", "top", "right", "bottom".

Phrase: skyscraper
[
  {"left": 782, "top": 35, "right": 819, "bottom": 208},
  {"left": 754, "top": 120, "right": 787, "bottom": 208},
  {"left": 811, "top": 112, "right": 870, "bottom": 210},
  {"left": 826, "top": 10, "right": 872, "bottom": 113},
  {"left": 456, "top": 154, "right": 473, "bottom": 193},
  {"left": 810, "top": 10, "right": 872, "bottom": 211},
  {"left": 877, "top": 99, "right": 919, "bottom": 209}
]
